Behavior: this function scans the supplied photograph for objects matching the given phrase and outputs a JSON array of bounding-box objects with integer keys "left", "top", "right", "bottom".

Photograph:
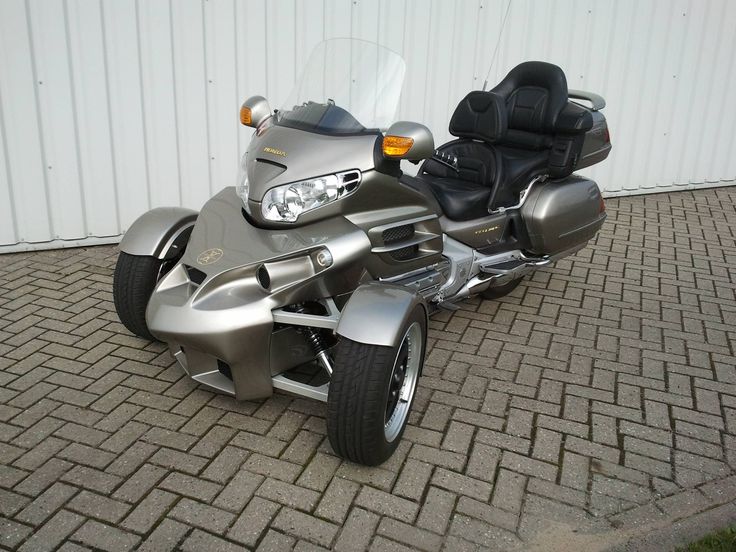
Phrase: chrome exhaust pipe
[
  {"left": 442, "top": 242, "right": 588, "bottom": 303},
  {"left": 454, "top": 274, "right": 497, "bottom": 300},
  {"left": 453, "top": 260, "right": 543, "bottom": 299}
]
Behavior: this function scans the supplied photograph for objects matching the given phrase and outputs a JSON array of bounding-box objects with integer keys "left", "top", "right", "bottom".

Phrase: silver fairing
[
  {"left": 244, "top": 124, "right": 381, "bottom": 227},
  {"left": 145, "top": 187, "right": 371, "bottom": 400},
  {"left": 247, "top": 125, "right": 378, "bottom": 199}
]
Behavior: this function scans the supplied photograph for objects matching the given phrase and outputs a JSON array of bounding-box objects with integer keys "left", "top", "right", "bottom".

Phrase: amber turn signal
[
  {"left": 240, "top": 105, "right": 252, "bottom": 126},
  {"left": 382, "top": 135, "right": 414, "bottom": 157}
]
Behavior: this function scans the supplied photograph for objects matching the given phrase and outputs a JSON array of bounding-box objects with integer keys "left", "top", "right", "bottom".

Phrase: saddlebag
[{"left": 521, "top": 175, "right": 606, "bottom": 256}]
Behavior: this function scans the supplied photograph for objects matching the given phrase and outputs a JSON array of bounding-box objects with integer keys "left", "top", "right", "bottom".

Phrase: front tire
[
  {"left": 327, "top": 305, "right": 426, "bottom": 465},
  {"left": 113, "top": 252, "right": 165, "bottom": 340}
]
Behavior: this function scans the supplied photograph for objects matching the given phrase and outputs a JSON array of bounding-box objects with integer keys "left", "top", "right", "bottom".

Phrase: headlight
[
  {"left": 236, "top": 153, "right": 249, "bottom": 206},
  {"left": 261, "top": 170, "right": 361, "bottom": 222}
]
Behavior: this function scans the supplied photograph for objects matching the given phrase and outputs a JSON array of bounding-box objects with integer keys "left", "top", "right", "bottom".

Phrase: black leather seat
[
  {"left": 417, "top": 61, "right": 585, "bottom": 221},
  {"left": 419, "top": 140, "right": 504, "bottom": 220}
]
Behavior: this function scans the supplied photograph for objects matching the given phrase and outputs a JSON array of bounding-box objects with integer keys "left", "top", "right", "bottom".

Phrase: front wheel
[
  {"left": 113, "top": 252, "right": 167, "bottom": 340},
  {"left": 327, "top": 305, "right": 426, "bottom": 465}
]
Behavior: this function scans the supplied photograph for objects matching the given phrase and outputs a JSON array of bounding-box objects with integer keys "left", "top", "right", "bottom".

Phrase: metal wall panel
[{"left": 1, "top": 0, "right": 735, "bottom": 251}]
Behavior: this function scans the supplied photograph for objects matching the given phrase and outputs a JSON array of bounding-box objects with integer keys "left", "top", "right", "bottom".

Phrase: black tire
[
  {"left": 327, "top": 305, "right": 426, "bottom": 465},
  {"left": 113, "top": 252, "right": 164, "bottom": 340},
  {"left": 480, "top": 276, "right": 524, "bottom": 300}
]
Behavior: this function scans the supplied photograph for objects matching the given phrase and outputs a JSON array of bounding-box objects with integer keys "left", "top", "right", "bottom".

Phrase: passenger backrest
[{"left": 490, "top": 61, "right": 568, "bottom": 150}]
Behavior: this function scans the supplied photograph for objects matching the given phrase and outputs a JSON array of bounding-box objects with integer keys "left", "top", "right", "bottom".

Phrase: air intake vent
[
  {"left": 370, "top": 214, "right": 442, "bottom": 263},
  {"left": 255, "top": 157, "right": 287, "bottom": 169},
  {"left": 217, "top": 359, "right": 232, "bottom": 380},
  {"left": 382, "top": 224, "right": 414, "bottom": 244},
  {"left": 390, "top": 244, "right": 420, "bottom": 261},
  {"left": 340, "top": 170, "right": 361, "bottom": 193},
  {"left": 185, "top": 265, "right": 206, "bottom": 285}
]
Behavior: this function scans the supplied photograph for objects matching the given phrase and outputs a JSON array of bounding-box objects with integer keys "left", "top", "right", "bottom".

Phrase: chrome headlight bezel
[{"left": 260, "top": 170, "right": 362, "bottom": 223}]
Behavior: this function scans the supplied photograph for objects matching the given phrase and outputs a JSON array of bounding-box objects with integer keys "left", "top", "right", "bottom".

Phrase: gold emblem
[
  {"left": 263, "top": 146, "right": 287, "bottom": 157},
  {"left": 474, "top": 225, "right": 500, "bottom": 235},
  {"left": 197, "top": 248, "right": 223, "bottom": 265}
]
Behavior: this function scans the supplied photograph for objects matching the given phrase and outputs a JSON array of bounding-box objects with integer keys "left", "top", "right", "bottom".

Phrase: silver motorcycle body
[{"left": 115, "top": 39, "right": 610, "bottom": 464}]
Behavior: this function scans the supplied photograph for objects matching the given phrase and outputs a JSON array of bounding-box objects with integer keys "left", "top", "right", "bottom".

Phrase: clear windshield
[{"left": 277, "top": 38, "right": 406, "bottom": 135}]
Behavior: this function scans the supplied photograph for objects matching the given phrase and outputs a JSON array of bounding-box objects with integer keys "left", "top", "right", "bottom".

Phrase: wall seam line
[
  {"left": 134, "top": 0, "right": 153, "bottom": 210},
  {"left": 99, "top": 0, "right": 123, "bottom": 233},
  {"left": 24, "top": 0, "right": 55, "bottom": 239},
  {"left": 168, "top": 0, "right": 184, "bottom": 206},
  {"left": 62, "top": 0, "right": 89, "bottom": 237}
]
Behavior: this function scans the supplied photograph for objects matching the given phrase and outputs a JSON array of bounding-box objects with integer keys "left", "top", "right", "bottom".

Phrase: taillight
[
  {"left": 599, "top": 195, "right": 606, "bottom": 213},
  {"left": 604, "top": 128, "right": 611, "bottom": 143}
]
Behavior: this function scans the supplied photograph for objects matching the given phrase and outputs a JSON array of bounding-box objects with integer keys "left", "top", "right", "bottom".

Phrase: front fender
[
  {"left": 336, "top": 283, "right": 427, "bottom": 348},
  {"left": 120, "top": 207, "right": 198, "bottom": 259}
]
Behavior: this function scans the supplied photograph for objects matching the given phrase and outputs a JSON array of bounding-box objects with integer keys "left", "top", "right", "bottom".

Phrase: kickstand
[{"left": 437, "top": 301, "right": 460, "bottom": 311}]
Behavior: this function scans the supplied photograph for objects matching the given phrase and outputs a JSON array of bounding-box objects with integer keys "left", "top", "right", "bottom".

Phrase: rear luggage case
[
  {"left": 575, "top": 110, "right": 612, "bottom": 171},
  {"left": 548, "top": 91, "right": 612, "bottom": 178},
  {"left": 568, "top": 90, "right": 612, "bottom": 171}
]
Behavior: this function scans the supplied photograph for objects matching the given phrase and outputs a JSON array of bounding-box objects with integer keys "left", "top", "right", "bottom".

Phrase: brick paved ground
[{"left": 2, "top": 187, "right": 736, "bottom": 551}]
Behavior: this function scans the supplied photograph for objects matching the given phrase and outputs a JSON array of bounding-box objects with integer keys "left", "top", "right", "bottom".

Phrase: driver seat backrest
[
  {"left": 423, "top": 89, "right": 508, "bottom": 184},
  {"left": 417, "top": 91, "right": 508, "bottom": 219}
]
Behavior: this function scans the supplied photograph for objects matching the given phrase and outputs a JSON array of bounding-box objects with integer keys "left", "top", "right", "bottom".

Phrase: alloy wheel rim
[{"left": 384, "top": 321, "right": 422, "bottom": 442}]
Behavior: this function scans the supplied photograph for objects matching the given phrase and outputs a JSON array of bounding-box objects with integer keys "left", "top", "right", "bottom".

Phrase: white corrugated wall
[{"left": 1, "top": 0, "right": 735, "bottom": 252}]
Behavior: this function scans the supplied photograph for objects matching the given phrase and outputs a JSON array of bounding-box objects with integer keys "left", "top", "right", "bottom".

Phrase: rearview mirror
[
  {"left": 382, "top": 122, "right": 434, "bottom": 161},
  {"left": 240, "top": 96, "right": 272, "bottom": 128}
]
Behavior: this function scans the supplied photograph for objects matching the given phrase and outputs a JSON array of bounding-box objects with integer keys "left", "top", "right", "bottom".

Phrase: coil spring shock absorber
[{"left": 293, "top": 304, "right": 333, "bottom": 376}]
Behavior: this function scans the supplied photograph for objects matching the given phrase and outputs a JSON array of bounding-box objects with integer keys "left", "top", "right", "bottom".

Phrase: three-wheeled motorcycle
[{"left": 113, "top": 39, "right": 611, "bottom": 465}]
